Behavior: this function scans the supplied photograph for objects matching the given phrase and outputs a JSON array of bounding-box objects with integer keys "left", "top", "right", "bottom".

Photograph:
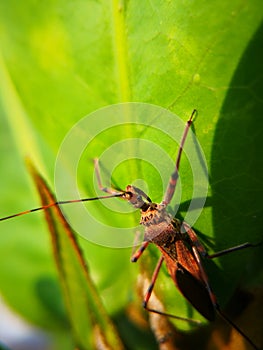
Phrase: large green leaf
[{"left": 0, "top": 1, "right": 262, "bottom": 349}]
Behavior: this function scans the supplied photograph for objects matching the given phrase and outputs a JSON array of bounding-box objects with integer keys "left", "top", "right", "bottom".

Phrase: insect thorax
[
  {"left": 140, "top": 203, "right": 170, "bottom": 226},
  {"left": 140, "top": 203, "right": 182, "bottom": 243}
]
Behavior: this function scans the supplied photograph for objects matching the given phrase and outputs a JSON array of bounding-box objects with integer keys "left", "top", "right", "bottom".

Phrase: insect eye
[{"left": 124, "top": 191, "right": 133, "bottom": 200}]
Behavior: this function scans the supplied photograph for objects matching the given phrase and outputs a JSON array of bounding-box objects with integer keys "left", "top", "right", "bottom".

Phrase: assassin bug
[{"left": 0, "top": 110, "right": 260, "bottom": 349}]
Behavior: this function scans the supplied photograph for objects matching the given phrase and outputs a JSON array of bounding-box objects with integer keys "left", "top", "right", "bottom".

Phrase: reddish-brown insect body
[
  {"left": 94, "top": 110, "right": 259, "bottom": 349},
  {"left": 0, "top": 110, "right": 260, "bottom": 349}
]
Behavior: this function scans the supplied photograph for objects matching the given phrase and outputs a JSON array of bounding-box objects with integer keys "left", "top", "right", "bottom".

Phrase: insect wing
[
  {"left": 175, "top": 263, "right": 215, "bottom": 321},
  {"left": 160, "top": 240, "right": 215, "bottom": 321}
]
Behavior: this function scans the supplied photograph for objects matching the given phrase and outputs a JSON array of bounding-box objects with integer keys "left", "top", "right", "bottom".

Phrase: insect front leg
[
  {"left": 94, "top": 158, "right": 123, "bottom": 195},
  {"left": 142, "top": 256, "right": 167, "bottom": 315},
  {"left": 131, "top": 241, "right": 149, "bottom": 262},
  {"left": 162, "top": 110, "right": 197, "bottom": 206}
]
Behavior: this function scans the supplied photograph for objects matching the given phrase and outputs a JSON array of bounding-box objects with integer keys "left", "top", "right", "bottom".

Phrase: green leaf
[
  {"left": 0, "top": 1, "right": 262, "bottom": 348},
  {"left": 28, "top": 161, "right": 124, "bottom": 350}
]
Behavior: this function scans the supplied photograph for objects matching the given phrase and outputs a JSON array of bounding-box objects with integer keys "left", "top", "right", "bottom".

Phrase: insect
[{"left": 0, "top": 110, "right": 260, "bottom": 349}]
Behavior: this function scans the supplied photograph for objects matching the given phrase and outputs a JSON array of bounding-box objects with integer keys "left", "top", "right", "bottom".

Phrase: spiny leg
[
  {"left": 143, "top": 255, "right": 164, "bottom": 311},
  {"left": 131, "top": 231, "right": 201, "bottom": 323},
  {"left": 162, "top": 109, "right": 197, "bottom": 206},
  {"left": 142, "top": 255, "right": 201, "bottom": 324},
  {"left": 182, "top": 223, "right": 260, "bottom": 350},
  {"left": 131, "top": 241, "right": 149, "bottom": 262},
  {"left": 206, "top": 242, "right": 262, "bottom": 259},
  {"left": 192, "top": 244, "right": 259, "bottom": 349},
  {"left": 131, "top": 230, "right": 146, "bottom": 258},
  {"left": 183, "top": 222, "right": 260, "bottom": 306},
  {"left": 94, "top": 158, "right": 123, "bottom": 195},
  {"left": 192, "top": 246, "right": 259, "bottom": 349},
  {"left": 132, "top": 243, "right": 202, "bottom": 325},
  {"left": 182, "top": 222, "right": 207, "bottom": 257},
  {"left": 182, "top": 222, "right": 261, "bottom": 259},
  {"left": 185, "top": 223, "right": 261, "bottom": 259}
]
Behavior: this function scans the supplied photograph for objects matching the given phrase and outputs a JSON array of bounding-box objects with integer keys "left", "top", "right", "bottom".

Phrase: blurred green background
[{"left": 0, "top": 1, "right": 263, "bottom": 349}]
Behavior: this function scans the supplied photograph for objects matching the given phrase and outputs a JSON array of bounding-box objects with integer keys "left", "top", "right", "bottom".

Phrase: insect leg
[
  {"left": 182, "top": 223, "right": 260, "bottom": 348},
  {"left": 143, "top": 255, "right": 201, "bottom": 324},
  {"left": 215, "top": 309, "right": 260, "bottom": 350},
  {"left": 206, "top": 242, "right": 262, "bottom": 259},
  {"left": 162, "top": 110, "right": 197, "bottom": 206},
  {"left": 131, "top": 241, "right": 149, "bottom": 262},
  {"left": 182, "top": 222, "right": 261, "bottom": 259},
  {"left": 182, "top": 222, "right": 207, "bottom": 257},
  {"left": 94, "top": 158, "right": 123, "bottom": 195},
  {"left": 143, "top": 255, "right": 164, "bottom": 311},
  {"left": 183, "top": 224, "right": 260, "bottom": 349},
  {"left": 191, "top": 245, "right": 259, "bottom": 349}
]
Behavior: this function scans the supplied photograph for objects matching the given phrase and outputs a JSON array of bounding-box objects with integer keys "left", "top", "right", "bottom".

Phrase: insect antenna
[{"left": 0, "top": 192, "right": 124, "bottom": 222}]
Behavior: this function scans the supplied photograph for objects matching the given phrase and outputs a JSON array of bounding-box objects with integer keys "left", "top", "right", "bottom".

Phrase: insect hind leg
[
  {"left": 142, "top": 255, "right": 201, "bottom": 325},
  {"left": 182, "top": 223, "right": 260, "bottom": 350}
]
